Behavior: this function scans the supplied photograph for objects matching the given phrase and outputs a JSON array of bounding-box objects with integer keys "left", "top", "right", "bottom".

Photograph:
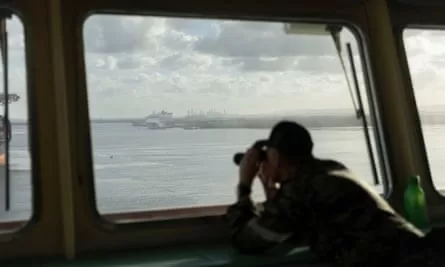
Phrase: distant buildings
[{"left": 186, "top": 108, "right": 227, "bottom": 118}]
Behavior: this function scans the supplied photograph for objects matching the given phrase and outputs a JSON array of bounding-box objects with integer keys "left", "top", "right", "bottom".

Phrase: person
[{"left": 226, "top": 121, "right": 443, "bottom": 267}]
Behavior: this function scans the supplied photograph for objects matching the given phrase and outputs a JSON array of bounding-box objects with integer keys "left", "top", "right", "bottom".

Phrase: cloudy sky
[{"left": 1, "top": 14, "right": 444, "bottom": 119}]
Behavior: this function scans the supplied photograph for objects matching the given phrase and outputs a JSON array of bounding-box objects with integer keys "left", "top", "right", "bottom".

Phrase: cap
[
  {"left": 261, "top": 121, "right": 313, "bottom": 160},
  {"left": 233, "top": 121, "right": 313, "bottom": 165}
]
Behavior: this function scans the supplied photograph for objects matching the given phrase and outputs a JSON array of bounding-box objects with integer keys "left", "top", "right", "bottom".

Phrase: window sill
[
  {"left": 0, "top": 220, "right": 26, "bottom": 233},
  {"left": 102, "top": 205, "right": 228, "bottom": 223},
  {"left": 0, "top": 205, "right": 229, "bottom": 233},
  {"left": 15, "top": 243, "right": 323, "bottom": 267}
]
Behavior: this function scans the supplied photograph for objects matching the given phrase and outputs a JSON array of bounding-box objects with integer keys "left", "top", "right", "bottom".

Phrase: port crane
[{"left": 0, "top": 93, "right": 19, "bottom": 143}]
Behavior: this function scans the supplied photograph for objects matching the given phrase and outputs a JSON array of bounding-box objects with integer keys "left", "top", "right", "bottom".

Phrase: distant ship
[
  {"left": 146, "top": 110, "right": 173, "bottom": 119},
  {"left": 131, "top": 110, "right": 172, "bottom": 129},
  {"left": 145, "top": 119, "right": 167, "bottom": 130}
]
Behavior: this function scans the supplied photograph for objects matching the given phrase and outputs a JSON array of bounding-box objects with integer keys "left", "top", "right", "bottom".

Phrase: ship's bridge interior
[{"left": 1, "top": 0, "right": 445, "bottom": 266}]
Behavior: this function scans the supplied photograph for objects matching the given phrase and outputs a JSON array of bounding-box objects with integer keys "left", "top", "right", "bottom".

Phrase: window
[
  {"left": 404, "top": 28, "right": 445, "bottom": 191},
  {"left": 83, "top": 15, "right": 384, "bottom": 218},
  {"left": 0, "top": 14, "right": 32, "bottom": 231}
]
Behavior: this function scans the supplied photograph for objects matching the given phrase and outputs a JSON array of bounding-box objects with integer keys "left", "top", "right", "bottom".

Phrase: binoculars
[
  {"left": 233, "top": 150, "right": 267, "bottom": 165},
  {"left": 233, "top": 140, "right": 268, "bottom": 165}
]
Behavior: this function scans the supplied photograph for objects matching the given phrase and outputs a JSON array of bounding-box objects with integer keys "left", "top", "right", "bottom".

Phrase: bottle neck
[{"left": 408, "top": 175, "right": 421, "bottom": 187}]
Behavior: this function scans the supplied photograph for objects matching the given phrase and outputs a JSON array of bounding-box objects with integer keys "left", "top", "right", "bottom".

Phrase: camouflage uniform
[{"left": 226, "top": 159, "right": 444, "bottom": 266}]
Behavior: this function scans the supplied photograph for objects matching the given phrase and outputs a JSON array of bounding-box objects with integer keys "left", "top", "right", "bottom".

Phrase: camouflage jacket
[{"left": 226, "top": 159, "right": 425, "bottom": 267}]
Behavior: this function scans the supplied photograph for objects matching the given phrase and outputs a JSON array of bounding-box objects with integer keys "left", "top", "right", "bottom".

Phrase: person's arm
[
  {"left": 225, "top": 183, "right": 295, "bottom": 254},
  {"left": 258, "top": 166, "right": 279, "bottom": 200}
]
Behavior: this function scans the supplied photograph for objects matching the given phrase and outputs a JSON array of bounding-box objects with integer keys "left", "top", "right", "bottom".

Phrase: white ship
[{"left": 132, "top": 110, "right": 172, "bottom": 129}]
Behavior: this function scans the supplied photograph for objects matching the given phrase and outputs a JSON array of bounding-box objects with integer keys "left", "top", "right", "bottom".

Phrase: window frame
[
  {"left": 0, "top": 0, "right": 69, "bottom": 259},
  {"left": 398, "top": 26, "right": 445, "bottom": 215},
  {"left": 81, "top": 12, "right": 389, "bottom": 223},
  {"left": 390, "top": 1, "right": 445, "bottom": 221},
  {"left": 58, "top": 0, "right": 393, "bottom": 253},
  {"left": 0, "top": 8, "right": 39, "bottom": 238}
]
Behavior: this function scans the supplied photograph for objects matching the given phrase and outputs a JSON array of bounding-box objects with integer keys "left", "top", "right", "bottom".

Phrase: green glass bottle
[{"left": 404, "top": 175, "right": 429, "bottom": 230}]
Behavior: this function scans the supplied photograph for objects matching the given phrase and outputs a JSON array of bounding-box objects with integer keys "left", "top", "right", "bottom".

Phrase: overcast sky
[{"left": 1, "top": 14, "right": 444, "bottom": 119}]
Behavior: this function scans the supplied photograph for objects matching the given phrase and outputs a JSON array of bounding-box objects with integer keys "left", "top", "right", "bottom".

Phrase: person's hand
[
  {"left": 258, "top": 166, "right": 278, "bottom": 199},
  {"left": 239, "top": 144, "right": 261, "bottom": 187}
]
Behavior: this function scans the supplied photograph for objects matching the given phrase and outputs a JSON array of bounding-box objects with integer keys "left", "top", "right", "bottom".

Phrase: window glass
[
  {"left": 83, "top": 15, "right": 383, "bottom": 216},
  {"left": 404, "top": 28, "right": 445, "bottom": 190},
  {"left": 0, "top": 14, "right": 32, "bottom": 231}
]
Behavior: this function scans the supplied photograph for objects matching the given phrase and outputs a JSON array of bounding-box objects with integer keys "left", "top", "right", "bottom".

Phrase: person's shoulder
[
  {"left": 312, "top": 158, "right": 348, "bottom": 174},
  {"left": 311, "top": 158, "right": 379, "bottom": 200},
  {"left": 310, "top": 158, "right": 359, "bottom": 187}
]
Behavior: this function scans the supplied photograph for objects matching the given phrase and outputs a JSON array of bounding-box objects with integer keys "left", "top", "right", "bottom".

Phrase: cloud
[
  {"left": 80, "top": 16, "right": 420, "bottom": 117},
  {"left": 225, "top": 57, "right": 298, "bottom": 72},
  {"left": 403, "top": 29, "right": 423, "bottom": 38},
  {"left": 296, "top": 56, "right": 343, "bottom": 74},
  {"left": 84, "top": 15, "right": 157, "bottom": 54},
  {"left": 117, "top": 56, "right": 143, "bottom": 69},
  {"left": 430, "top": 56, "right": 445, "bottom": 69},
  {"left": 0, "top": 16, "right": 28, "bottom": 119},
  {"left": 8, "top": 17, "right": 24, "bottom": 51},
  {"left": 197, "top": 82, "right": 232, "bottom": 97},
  {"left": 2, "top": 14, "right": 444, "bottom": 120},
  {"left": 193, "top": 21, "right": 336, "bottom": 58},
  {"left": 404, "top": 29, "right": 445, "bottom": 92}
]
